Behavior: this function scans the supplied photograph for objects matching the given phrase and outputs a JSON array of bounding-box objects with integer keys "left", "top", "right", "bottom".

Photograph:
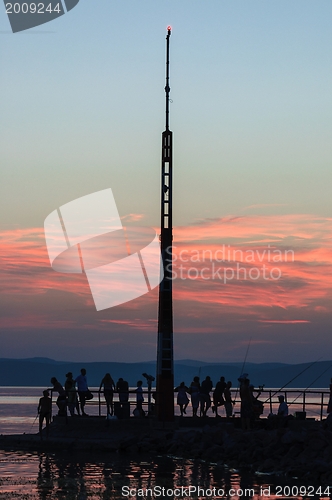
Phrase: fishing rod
[
  {"left": 288, "top": 361, "right": 332, "bottom": 407},
  {"left": 240, "top": 337, "right": 252, "bottom": 378},
  {"left": 198, "top": 366, "right": 202, "bottom": 417},
  {"left": 29, "top": 414, "right": 39, "bottom": 434},
  {"left": 263, "top": 357, "right": 322, "bottom": 404},
  {"left": 233, "top": 337, "right": 252, "bottom": 414}
]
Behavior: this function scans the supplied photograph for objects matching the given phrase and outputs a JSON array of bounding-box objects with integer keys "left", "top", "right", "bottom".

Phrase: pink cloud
[
  {"left": 121, "top": 213, "right": 145, "bottom": 222},
  {"left": 1, "top": 214, "right": 332, "bottom": 338},
  {"left": 258, "top": 320, "right": 310, "bottom": 324},
  {"left": 175, "top": 214, "right": 332, "bottom": 243}
]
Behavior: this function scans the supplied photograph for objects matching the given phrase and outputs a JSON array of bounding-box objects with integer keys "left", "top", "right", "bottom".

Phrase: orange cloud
[
  {"left": 175, "top": 214, "right": 332, "bottom": 243},
  {"left": 1, "top": 214, "right": 332, "bottom": 337},
  {"left": 121, "top": 213, "right": 145, "bottom": 222}
]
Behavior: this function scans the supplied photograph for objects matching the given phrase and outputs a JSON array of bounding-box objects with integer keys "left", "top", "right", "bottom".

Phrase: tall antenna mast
[
  {"left": 165, "top": 26, "right": 171, "bottom": 131},
  {"left": 156, "top": 26, "right": 174, "bottom": 421}
]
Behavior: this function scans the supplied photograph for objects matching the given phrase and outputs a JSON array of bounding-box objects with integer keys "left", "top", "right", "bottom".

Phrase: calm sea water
[
  {"left": 0, "top": 388, "right": 331, "bottom": 499},
  {"left": 0, "top": 449, "right": 321, "bottom": 500},
  {"left": 1, "top": 447, "right": 331, "bottom": 499}
]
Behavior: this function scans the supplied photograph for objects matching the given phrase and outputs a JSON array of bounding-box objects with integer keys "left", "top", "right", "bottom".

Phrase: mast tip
[{"left": 167, "top": 25, "right": 172, "bottom": 32}]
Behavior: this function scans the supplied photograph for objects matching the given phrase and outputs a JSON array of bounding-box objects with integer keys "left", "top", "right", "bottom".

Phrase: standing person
[
  {"left": 189, "top": 376, "right": 200, "bottom": 417},
  {"left": 327, "top": 378, "right": 332, "bottom": 413},
  {"left": 200, "top": 376, "right": 213, "bottom": 417},
  {"left": 50, "top": 377, "right": 67, "bottom": 416},
  {"left": 75, "top": 368, "right": 89, "bottom": 416},
  {"left": 135, "top": 380, "right": 144, "bottom": 417},
  {"left": 116, "top": 377, "right": 129, "bottom": 406},
  {"left": 240, "top": 378, "right": 253, "bottom": 430},
  {"left": 65, "top": 372, "right": 79, "bottom": 417},
  {"left": 277, "top": 395, "right": 289, "bottom": 417},
  {"left": 224, "top": 381, "right": 234, "bottom": 420},
  {"left": 99, "top": 373, "right": 116, "bottom": 416},
  {"left": 174, "top": 382, "right": 190, "bottom": 416},
  {"left": 37, "top": 390, "right": 52, "bottom": 439},
  {"left": 212, "top": 376, "right": 226, "bottom": 417}
]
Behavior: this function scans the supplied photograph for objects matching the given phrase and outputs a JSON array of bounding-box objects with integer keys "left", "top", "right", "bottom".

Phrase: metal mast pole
[{"left": 156, "top": 26, "right": 174, "bottom": 421}]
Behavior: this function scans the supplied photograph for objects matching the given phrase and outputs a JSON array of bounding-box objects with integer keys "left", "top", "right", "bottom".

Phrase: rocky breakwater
[
  {"left": 2, "top": 419, "right": 332, "bottom": 484},
  {"left": 120, "top": 423, "right": 332, "bottom": 484}
]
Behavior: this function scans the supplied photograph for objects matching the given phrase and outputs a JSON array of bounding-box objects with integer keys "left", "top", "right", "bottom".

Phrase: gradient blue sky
[{"left": 1, "top": 1, "right": 332, "bottom": 363}]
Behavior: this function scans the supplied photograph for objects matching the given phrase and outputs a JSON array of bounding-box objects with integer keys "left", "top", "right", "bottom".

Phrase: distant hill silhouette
[{"left": 0, "top": 358, "right": 331, "bottom": 389}]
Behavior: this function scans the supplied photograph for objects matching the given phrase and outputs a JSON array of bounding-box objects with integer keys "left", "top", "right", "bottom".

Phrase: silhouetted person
[
  {"left": 50, "top": 377, "right": 66, "bottom": 416},
  {"left": 189, "top": 376, "right": 200, "bottom": 417},
  {"left": 65, "top": 372, "right": 79, "bottom": 417},
  {"left": 224, "top": 381, "right": 234, "bottom": 419},
  {"left": 200, "top": 376, "right": 213, "bottom": 417},
  {"left": 134, "top": 380, "right": 144, "bottom": 417},
  {"left": 38, "top": 389, "right": 52, "bottom": 439},
  {"left": 249, "top": 384, "right": 264, "bottom": 420},
  {"left": 277, "top": 395, "right": 288, "bottom": 417},
  {"left": 174, "top": 382, "right": 190, "bottom": 416},
  {"left": 75, "top": 368, "right": 88, "bottom": 416},
  {"left": 240, "top": 378, "right": 253, "bottom": 430},
  {"left": 212, "top": 376, "right": 226, "bottom": 417},
  {"left": 327, "top": 377, "right": 332, "bottom": 414},
  {"left": 99, "top": 373, "right": 116, "bottom": 416},
  {"left": 116, "top": 377, "right": 129, "bottom": 404}
]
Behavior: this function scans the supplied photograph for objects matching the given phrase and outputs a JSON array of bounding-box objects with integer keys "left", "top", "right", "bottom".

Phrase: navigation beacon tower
[{"left": 156, "top": 26, "right": 174, "bottom": 421}]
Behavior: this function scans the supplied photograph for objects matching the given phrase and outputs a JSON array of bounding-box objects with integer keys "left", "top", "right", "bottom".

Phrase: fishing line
[
  {"left": 288, "top": 362, "right": 332, "bottom": 407},
  {"left": 233, "top": 337, "right": 252, "bottom": 414},
  {"left": 29, "top": 414, "right": 39, "bottom": 434},
  {"left": 263, "top": 357, "right": 322, "bottom": 404}
]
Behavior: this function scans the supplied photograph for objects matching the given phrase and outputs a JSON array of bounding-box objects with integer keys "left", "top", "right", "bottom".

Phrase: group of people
[
  {"left": 37, "top": 369, "right": 300, "bottom": 437},
  {"left": 175, "top": 374, "right": 268, "bottom": 427},
  {"left": 37, "top": 369, "right": 132, "bottom": 438},
  {"left": 51, "top": 369, "right": 131, "bottom": 417},
  {"left": 175, "top": 376, "right": 235, "bottom": 419},
  {"left": 49, "top": 369, "right": 95, "bottom": 418}
]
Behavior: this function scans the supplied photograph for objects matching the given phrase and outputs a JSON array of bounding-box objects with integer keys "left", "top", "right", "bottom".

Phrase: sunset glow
[{"left": 1, "top": 212, "right": 332, "bottom": 362}]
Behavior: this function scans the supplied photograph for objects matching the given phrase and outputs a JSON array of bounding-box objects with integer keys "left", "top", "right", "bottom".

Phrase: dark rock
[
  {"left": 118, "top": 437, "right": 137, "bottom": 450},
  {"left": 281, "top": 431, "right": 299, "bottom": 444},
  {"left": 285, "top": 443, "right": 303, "bottom": 459},
  {"left": 311, "top": 459, "right": 330, "bottom": 474},
  {"left": 175, "top": 430, "right": 201, "bottom": 445},
  {"left": 238, "top": 450, "right": 254, "bottom": 465},
  {"left": 251, "top": 447, "right": 263, "bottom": 461},
  {"left": 190, "top": 443, "right": 205, "bottom": 458},
  {"left": 259, "top": 458, "right": 276, "bottom": 472},
  {"left": 202, "top": 444, "right": 223, "bottom": 460},
  {"left": 167, "top": 443, "right": 179, "bottom": 454},
  {"left": 127, "top": 444, "right": 139, "bottom": 453},
  {"left": 222, "top": 433, "right": 236, "bottom": 452},
  {"left": 307, "top": 438, "right": 327, "bottom": 451}
]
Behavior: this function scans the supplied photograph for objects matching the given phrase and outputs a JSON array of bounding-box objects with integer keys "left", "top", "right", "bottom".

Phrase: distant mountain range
[{"left": 0, "top": 357, "right": 331, "bottom": 389}]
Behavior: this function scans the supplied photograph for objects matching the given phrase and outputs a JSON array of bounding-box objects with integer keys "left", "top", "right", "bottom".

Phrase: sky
[{"left": 1, "top": 1, "right": 332, "bottom": 364}]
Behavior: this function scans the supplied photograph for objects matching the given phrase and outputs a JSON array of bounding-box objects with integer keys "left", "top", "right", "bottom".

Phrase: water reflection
[{"left": 0, "top": 450, "right": 329, "bottom": 500}]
